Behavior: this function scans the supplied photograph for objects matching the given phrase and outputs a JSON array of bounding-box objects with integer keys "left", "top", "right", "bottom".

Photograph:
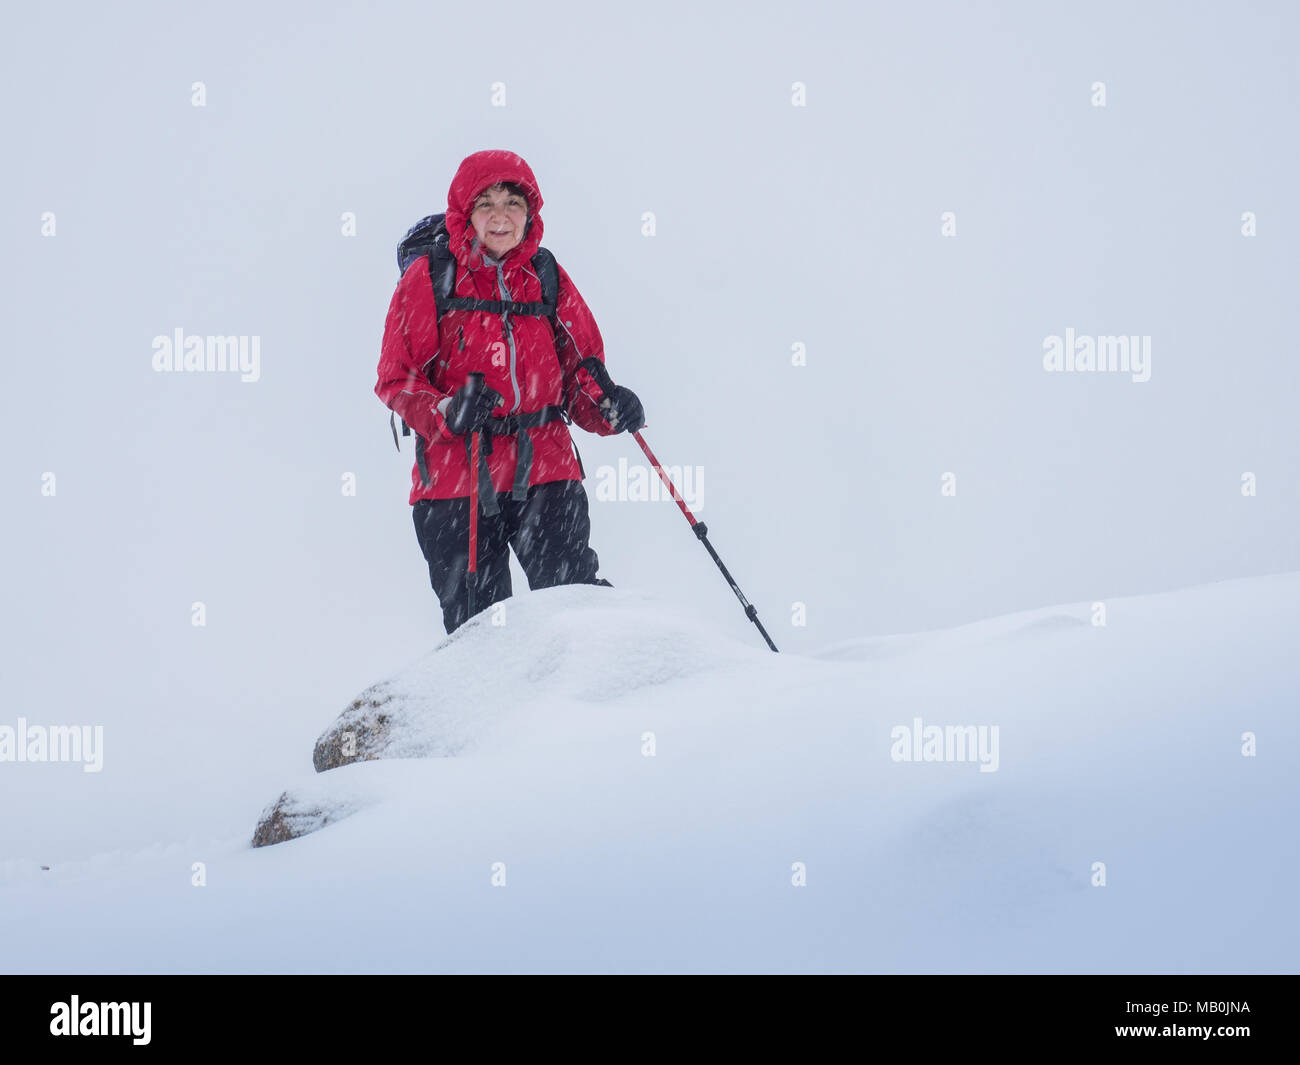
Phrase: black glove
[
  {"left": 599, "top": 385, "right": 645, "bottom": 434},
  {"left": 444, "top": 380, "right": 503, "bottom": 435}
]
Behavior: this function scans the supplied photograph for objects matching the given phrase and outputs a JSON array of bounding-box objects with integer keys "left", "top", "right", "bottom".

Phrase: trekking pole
[
  {"left": 578, "top": 359, "right": 779, "bottom": 653},
  {"left": 464, "top": 372, "right": 486, "bottom": 623}
]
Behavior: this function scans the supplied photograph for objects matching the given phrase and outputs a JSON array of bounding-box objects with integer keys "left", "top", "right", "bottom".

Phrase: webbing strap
[
  {"left": 415, "top": 433, "right": 430, "bottom": 486},
  {"left": 464, "top": 405, "right": 566, "bottom": 515},
  {"left": 427, "top": 247, "right": 560, "bottom": 332},
  {"left": 440, "top": 296, "right": 556, "bottom": 317}
]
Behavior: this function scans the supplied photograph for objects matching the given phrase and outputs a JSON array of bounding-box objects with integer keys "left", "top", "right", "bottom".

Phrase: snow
[
  {"left": 309, "top": 587, "right": 754, "bottom": 767},
  {"left": 2, "top": 576, "right": 1295, "bottom": 974}
]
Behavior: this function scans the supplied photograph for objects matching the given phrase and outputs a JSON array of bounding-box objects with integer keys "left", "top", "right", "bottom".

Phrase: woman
[{"left": 376, "top": 149, "right": 645, "bottom": 634}]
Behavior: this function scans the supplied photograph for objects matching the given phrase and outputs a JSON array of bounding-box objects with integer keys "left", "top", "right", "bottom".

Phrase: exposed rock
[
  {"left": 312, "top": 692, "right": 397, "bottom": 772},
  {"left": 251, "top": 789, "right": 360, "bottom": 848}
]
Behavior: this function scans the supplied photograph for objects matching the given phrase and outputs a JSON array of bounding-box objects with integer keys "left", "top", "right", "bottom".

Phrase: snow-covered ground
[{"left": 2, "top": 575, "right": 1295, "bottom": 974}]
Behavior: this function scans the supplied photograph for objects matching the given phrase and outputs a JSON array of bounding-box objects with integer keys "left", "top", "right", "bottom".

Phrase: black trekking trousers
[{"left": 413, "top": 478, "right": 608, "bottom": 634}]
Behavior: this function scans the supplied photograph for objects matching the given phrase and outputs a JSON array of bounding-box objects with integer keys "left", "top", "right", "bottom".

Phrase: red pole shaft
[
  {"left": 468, "top": 432, "right": 480, "bottom": 574},
  {"left": 632, "top": 430, "right": 698, "bottom": 526}
]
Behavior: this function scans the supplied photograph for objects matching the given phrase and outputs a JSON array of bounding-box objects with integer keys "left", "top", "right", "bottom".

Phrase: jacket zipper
[{"left": 494, "top": 261, "right": 521, "bottom": 413}]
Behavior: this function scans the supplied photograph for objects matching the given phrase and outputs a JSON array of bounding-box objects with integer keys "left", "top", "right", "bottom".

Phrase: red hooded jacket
[{"left": 376, "top": 149, "right": 617, "bottom": 504}]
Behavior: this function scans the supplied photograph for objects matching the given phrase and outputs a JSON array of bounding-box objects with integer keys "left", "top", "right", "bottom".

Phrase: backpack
[{"left": 388, "top": 213, "right": 561, "bottom": 450}]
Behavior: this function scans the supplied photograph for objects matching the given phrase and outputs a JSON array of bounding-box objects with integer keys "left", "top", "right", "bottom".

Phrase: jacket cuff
[{"left": 430, "top": 396, "right": 456, "bottom": 441}]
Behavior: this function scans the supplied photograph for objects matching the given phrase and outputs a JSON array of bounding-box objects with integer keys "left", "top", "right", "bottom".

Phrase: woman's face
[{"left": 470, "top": 185, "right": 529, "bottom": 259}]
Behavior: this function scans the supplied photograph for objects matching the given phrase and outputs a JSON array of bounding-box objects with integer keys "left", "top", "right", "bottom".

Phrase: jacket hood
[{"left": 445, "top": 149, "right": 545, "bottom": 269}]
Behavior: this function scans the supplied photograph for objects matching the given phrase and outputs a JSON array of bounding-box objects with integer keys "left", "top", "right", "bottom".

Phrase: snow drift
[
  {"left": 256, "top": 587, "right": 756, "bottom": 844},
  {"left": 4, "top": 577, "right": 1298, "bottom": 973}
]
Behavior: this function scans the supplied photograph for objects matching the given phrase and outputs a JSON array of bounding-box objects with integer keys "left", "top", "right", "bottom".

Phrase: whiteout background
[{"left": 1, "top": 0, "right": 1296, "bottom": 966}]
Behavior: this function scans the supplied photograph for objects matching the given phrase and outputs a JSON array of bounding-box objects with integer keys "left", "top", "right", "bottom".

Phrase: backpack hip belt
[{"left": 464, "top": 405, "right": 567, "bottom": 514}]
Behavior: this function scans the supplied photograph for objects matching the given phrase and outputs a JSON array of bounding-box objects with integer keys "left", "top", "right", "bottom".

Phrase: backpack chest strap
[
  {"left": 440, "top": 296, "right": 557, "bottom": 318},
  {"left": 428, "top": 246, "right": 560, "bottom": 326}
]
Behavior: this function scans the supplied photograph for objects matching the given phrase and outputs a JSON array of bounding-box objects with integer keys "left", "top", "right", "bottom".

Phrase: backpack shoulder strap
[
  {"left": 530, "top": 247, "right": 560, "bottom": 340},
  {"left": 530, "top": 247, "right": 559, "bottom": 319},
  {"left": 427, "top": 247, "right": 458, "bottom": 323}
]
